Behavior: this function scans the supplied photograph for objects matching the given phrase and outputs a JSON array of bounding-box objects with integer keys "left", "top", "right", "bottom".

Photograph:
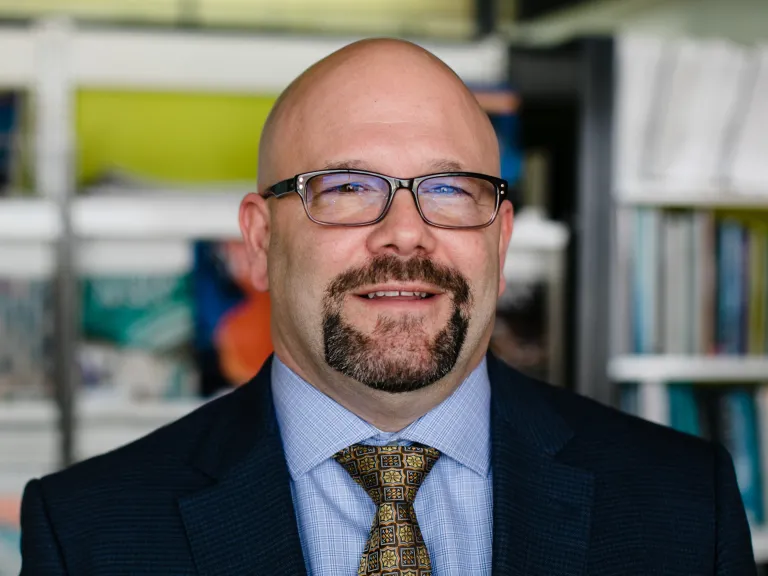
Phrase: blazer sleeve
[
  {"left": 19, "top": 479, "right": 68, "bottom": 576},
  {"left": 714, "top": 444, "right": 757, "bottom": 575}
]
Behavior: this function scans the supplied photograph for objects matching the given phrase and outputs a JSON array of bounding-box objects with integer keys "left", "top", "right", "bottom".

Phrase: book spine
[
  {"left": 757, "top": 385, "right": 768, "bottom": 525},
  {"left": 719, "top": 388, "right": 764, "bottom": 525},
  {"left": 700, "top": 212, "right": 717, "bottom": 355},
  {"left": 716, "top": 220, "right": 743, "bottom": 355},
  {"left": 631, "top": 209, "right": 644, "bottom": 354},
  {"left": 741, "top": 227, "right": 750, "bottom": 355},
  {"left": 633, "top": 209, "right": 660, "bottom": 354},
  {"left": 748, "top": 224, "right": 767, "bottom": 354},
  {"left": 668, "top": 384, "right": 700, "bottom": 437},
  {"left": 645, "top": 210, "right": 661, "bottom": 354}
]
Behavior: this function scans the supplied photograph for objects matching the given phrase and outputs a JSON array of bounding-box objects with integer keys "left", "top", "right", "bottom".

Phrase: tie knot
[{"left": 333, "top": 444, "right": 441, "bottom": 505}]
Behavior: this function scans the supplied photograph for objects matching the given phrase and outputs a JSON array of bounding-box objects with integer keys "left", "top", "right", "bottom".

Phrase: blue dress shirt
[{"left": 271, "top": 355, "right": 493, "bottom": 576}]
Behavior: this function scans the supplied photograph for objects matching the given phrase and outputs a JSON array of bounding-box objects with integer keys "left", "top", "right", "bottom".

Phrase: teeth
[{"left": 365, "top": 290, "right": 431, "bottom": 299}]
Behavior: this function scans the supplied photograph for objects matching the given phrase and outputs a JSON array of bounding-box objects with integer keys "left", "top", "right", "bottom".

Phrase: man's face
[{"left": 260, "top": 48, "right": 513, "bottom": 393}]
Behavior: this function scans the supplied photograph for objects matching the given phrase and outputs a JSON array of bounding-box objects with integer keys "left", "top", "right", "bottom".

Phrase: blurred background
[{"left": 1, "top": 0, "right": 768, "bottom": 571}]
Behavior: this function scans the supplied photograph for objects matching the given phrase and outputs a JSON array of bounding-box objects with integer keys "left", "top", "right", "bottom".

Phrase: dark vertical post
[
  {"left": 476, "top": 0, "right": 496, "bottom": 37},
  {"left": 575, "top": 37, "right": 614, "bottom": 404}
]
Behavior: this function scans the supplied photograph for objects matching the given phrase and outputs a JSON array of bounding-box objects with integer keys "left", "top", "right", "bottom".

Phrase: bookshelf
[
  {"left": 611, "top": 32, "right": 768, "bottom": 562},
  {"left": 0, "top": 21, "right": 574, "bottom": 511}
]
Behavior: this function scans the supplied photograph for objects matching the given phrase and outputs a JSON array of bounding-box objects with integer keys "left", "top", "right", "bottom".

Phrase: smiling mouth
[
  {"left": 364, "top": 290, "right": 432, "bottom": 300},
  {"left": 354, "top": 287, "right": 441, "bottom": 301}
]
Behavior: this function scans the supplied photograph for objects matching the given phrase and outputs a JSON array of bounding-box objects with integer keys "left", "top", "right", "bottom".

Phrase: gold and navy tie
[{"left": 333, "top": 444, "right": 441, "bottom": 576}]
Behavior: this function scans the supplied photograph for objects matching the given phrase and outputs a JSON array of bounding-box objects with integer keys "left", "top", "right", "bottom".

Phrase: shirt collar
[{"left": 271, "top": 355, "right": 491, "bottom": 480}]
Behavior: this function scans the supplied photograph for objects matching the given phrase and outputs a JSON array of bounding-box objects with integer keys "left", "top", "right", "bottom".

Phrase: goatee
[{"left": 322, "top": 255, "right": 472, "bottom": 393}]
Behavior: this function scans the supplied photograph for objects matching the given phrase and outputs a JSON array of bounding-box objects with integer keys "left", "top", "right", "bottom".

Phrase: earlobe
[
  {"left": 239, "top": 192, "right": 271, "bottom": 292},
  {"left": 497, "top": 201, "right": 514, "bottom": 296}
]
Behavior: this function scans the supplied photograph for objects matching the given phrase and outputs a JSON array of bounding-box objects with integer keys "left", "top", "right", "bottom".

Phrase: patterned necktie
[{"left": 333, "top": 443, "right": 441, "bottom": 576}]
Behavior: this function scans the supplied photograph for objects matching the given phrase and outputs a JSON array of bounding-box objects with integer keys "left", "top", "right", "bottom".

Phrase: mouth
[{"left": 353, "top": 285, "right": 443, "bottom": 301}]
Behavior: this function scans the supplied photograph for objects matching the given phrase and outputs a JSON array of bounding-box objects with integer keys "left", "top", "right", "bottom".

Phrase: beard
[{"left": 322, "top": 254, "right": 472, "bottom": 393}]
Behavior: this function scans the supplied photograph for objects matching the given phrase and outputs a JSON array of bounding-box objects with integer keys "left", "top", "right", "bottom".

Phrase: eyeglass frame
[{"left": 261, "top": 169, "right": 510, "bottom": 230}]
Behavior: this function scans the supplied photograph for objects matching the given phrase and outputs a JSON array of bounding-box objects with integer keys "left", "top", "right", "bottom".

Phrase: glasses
[{"left": 262, "top": 169, "right": 509, "bottom": 229}]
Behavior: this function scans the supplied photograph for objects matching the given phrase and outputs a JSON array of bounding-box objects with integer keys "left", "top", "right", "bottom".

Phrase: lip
[{"left": 352, "top": 283, "right": 445, "bottom": 297}]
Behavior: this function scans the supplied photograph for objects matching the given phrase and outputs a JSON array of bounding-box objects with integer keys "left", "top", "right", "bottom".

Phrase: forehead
[{"left": 279, "top": 63, "right": 497, "bottom": 177}]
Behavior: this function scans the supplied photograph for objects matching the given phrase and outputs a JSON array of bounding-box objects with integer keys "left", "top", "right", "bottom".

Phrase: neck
[{"left": 274, "top": 346, "right": 487, "bottom": 432}]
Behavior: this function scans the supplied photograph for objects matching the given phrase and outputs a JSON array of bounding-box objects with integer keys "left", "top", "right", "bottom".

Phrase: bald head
[
  {"left": 239, "top": 37, "right": 515, "bottom": 424},
  {"left": 257, "top": 38, "right": 499, "bottom": 190}
]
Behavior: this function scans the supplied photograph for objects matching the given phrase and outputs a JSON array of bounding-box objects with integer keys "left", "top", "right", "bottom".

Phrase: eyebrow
[{"left": 320, "top": 158, "right": 467, "bottom": 173}]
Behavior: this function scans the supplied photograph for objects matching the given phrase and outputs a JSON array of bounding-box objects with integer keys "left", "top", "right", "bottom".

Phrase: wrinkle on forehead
[{"left": 258, "top": 38, "right": 499, "bottom": 190}]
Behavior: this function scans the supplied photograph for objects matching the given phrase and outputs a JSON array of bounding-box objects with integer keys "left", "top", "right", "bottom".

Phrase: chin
[{"left": 322, "top": 307, "right": 468, "bottom": 394}]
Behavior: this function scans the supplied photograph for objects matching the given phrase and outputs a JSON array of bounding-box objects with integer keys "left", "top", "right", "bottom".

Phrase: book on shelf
[
  {"left": 620, "top": 383, "right": 766, "bottom": 527},
  {"left": 625, "top": 209, "right": 768, "bottom": 356},
  {"left": 728, "top": 46, "right": 768, "bottom": 195},
  {"left": 0, "top": 278, "right": 53, "bottom": 401},
  {"left": 193, "top": 241, "right": 272, "bottom": 397},
  {"left": 615, "top": 35, "right": 768, "bottom": 196},
  {"left": 77, "top": 240, "right": 275, "bottom": 402},
  {"left": 79, "top": 268, "right": 199, "bottom": 403},
  {"left": 0, "top": 495, "right": 20, "bottom": 576},
  {"left": 0, "top": 91, "right": 26, "bottom": 196}
]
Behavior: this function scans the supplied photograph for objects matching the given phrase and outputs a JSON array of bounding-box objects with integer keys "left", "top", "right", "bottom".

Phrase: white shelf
[
  {"left": 76, "top": 397, "right": 205, "bottom": 422},
  {"left": 616, "top": 189, "right": 768, "bottom": 208},
  {"left": 0, "top": 400, "right": 57, "bottom": 425},
  {"left": 510, "top": 209, "right": 569, "bottom": 252},
  {"left": 609, "top": 355, "right": 768, "bottom": 383},
  {"left": 71, "top": 29, "right": 506, "bottom": 91},
  {"left": 0, "top": 27, "right": 34, "bottom": 87},
  {"left": 0, "top": 25, "right": 506, "bottom": 92},
  {"left": 753, "top": 528, "right": 768, "bottom": 563},
  {"left": 0, "top": 398, "right": 205, "bottom": 425},
  {"left": 72, "top": 191, "right": 246, "bottom": 240},
  {"left": 0, "top": 198, "right": 61, "bottom": 241}
]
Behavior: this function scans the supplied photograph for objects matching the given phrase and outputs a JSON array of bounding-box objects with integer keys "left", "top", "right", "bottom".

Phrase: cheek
[
  {"left": 443, "top": 233, "right": 500, "bottom": 302},
  {"left": 279, "top": 229, "right": 367, "bottom": 310}
]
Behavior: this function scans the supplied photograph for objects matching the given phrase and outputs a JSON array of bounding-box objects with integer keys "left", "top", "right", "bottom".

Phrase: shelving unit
[
  {"left": 610, "top": 196, "right": 768, "bottom": 558},
  {"left": 606, "top": 35, "right": 768, "bottom": 563},
  {"left": 0, "top": 22, "right": 573, "bottom": 499}
]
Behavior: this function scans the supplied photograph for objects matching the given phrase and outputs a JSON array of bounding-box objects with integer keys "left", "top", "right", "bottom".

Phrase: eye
[
  {"left": 423, "top": 184, "right": 469, "bottom": 196},
  {"left": 322, "top": 182, "right": 369, "bottom": 194}
]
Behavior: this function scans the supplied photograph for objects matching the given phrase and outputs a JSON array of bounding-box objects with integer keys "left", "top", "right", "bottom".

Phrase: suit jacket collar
[
  {"left": 488, "top": 352, "right": 594, "bottom": 576},
  {"left": 178, "top": 353, "right": 594, "bottom": 576},
  {"left": 179, "top": 356, "right": 307, "bottom": 576}
]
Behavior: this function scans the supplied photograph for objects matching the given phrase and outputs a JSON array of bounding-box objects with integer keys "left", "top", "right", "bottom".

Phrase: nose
[{"left": 364, "top": 188, "right": 437, "bottom": 257}]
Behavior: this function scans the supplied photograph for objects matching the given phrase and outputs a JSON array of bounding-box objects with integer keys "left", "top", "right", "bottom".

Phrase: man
[{"left": 20, "top": 39, "right": 754, "bottom": 576}]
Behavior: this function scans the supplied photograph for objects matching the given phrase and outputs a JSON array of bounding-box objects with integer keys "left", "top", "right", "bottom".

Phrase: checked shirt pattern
[{"left": 333, "top": 444, "right": 441, "bottom": 576}]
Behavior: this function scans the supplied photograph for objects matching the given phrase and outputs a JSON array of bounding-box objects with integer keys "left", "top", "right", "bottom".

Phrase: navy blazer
[{"left": 20, "top": 354, "right": 756, "bottom": 575}]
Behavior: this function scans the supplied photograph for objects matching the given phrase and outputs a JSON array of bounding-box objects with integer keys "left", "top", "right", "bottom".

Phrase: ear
[
  {"left": 496, "top": 200, "right": 514, "bottom": 297},
  {"left": 239, "top": 192, "right": 271, "bottom": 292}
]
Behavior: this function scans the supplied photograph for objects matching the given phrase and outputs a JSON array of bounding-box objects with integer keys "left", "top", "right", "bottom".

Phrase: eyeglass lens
[{"left": 304, "top": 172, "right": 497, "bottom": 227}]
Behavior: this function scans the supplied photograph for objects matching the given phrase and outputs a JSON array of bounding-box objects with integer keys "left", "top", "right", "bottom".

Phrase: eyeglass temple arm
[{"left": 262, "top": 178, "right": 296, "bottom": 198}]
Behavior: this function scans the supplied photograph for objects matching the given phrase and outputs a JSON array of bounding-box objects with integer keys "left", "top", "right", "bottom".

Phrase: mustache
[{"left": 325, "top": 254, "right": 471, "bottom": 306}]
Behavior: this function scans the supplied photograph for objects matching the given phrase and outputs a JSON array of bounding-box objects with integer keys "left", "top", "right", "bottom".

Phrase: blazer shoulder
[
  {"left": 36, "top": 382, "right": 255, "bottom": 499},
  {"left": 538, "top": 375, "right": 716, "bottom": 465},
  {"left": 488, "top": 355, "right": 717, "bottom": 470}
]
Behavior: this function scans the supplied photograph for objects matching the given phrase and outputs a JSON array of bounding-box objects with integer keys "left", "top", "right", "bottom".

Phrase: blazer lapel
[
  {"left": 488, "top": 354, "right": 594, "bottom": 576},
  {"left": 178, "top": 357, "right": 307, "bottom": 576}
]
